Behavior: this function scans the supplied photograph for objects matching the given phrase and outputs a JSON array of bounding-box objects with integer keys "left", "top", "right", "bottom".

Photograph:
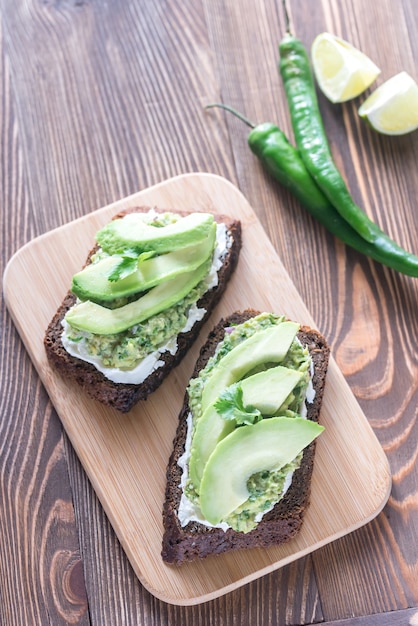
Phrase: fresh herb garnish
[
  {"left": 107, "top": 250, "right": 155, "bottom": 282},
  {"left": 214, "top": 383, "right": 262, "bottom": 426}
]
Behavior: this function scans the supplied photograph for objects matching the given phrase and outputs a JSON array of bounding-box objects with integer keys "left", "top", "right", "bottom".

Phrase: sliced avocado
[
  {"left": 96, "top": 212, "right": 216, "bottom": 255},
  {"left": 65, "top": 257, "right": 211, "bottom": 335},
  {"left": 241, "top": 366, "right": 303, "bottom": 415},
  {"left": 189, "top": 365, "right": 304, "bottom": 489},
  {"left": 201, "top": 322, "right": 299, "bottom": 413},
  {"left": 71, "top": 224, "right": 216, "bottom": 302},
  {"left": 189, "top": 404, "right": 235, "bottom": 489},
  {"left": 199, "top": 416, "right": 324, "bottom": 525}
]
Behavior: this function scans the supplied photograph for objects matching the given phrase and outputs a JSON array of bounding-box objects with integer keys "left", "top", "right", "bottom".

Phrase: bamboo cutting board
[{"left": 3, "top": 173, "right": 391, "bottom": 605}]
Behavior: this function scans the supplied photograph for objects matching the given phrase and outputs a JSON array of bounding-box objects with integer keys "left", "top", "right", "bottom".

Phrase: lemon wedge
[
  {"left": 358, "top": 71, "right": 418, "bottom": 135},
  {"left": 311, "top": 32, "right": 381, "bottom": 103}
]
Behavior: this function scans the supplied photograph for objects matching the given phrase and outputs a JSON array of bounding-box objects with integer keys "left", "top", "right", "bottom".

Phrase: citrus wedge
[
  {"left": 311, "top": 32, "right": 381, "bottom": 103},
  {"left": 358, "top": 71, "right": 418, "bottom": 135}
]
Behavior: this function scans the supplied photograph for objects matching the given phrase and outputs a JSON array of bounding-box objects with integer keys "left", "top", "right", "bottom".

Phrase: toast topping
[
  {"left": 61, "top": 211, "right": 231, "bottom": 383},
  {"left": 65, "top": 258, "right": 213, "bottom": 335},
  {"left": 178, "top": 313, "right": 321, "bottom": 533},
  {"left": 71, "top": 225, "right": 217, "bottom": 303},
  {"left": 95, "top": 210, "right": 216, "bottom": 255},
  {"left": 189, "top": 350, "right": 304, "bottom": 491},
  {"left": 199, "top": 417, "right": 323, "bottom": 525}
]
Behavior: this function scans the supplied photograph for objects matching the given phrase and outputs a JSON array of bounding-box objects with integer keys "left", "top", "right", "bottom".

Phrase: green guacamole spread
[
  {"left": 185, "top": 313, "right": 312, "bottom": 533},
  {"left": 226, "top": 453, "right": 302, "bottom": 532}
]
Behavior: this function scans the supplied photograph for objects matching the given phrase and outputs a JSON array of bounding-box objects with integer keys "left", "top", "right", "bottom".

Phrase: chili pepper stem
[
  {"left": 205, "top": 103, "right": 256, "bottom": 129},
  {"left": 282, "top": 0, "right": 292, "bottom": 35}
]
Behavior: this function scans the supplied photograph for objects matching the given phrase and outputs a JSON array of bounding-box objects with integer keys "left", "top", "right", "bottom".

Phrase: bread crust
[
  {"left": 161, "top": 309, "right": 330, "bottom": 565},
  {"left": 44, "top": 206, "right": 241, "bottom": 413}
]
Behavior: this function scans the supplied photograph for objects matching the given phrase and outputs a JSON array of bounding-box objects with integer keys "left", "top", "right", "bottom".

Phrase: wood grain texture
[
  {"left": 0, "top": 9, "right": 89, "bottom": 625},
  {"left": 1, "top": 0, "right": 418, "bottom": 622}
]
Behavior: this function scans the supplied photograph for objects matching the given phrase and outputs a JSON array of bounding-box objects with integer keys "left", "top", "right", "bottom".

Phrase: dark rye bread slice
[
  {"left": 44, "top": 206, "right": 241, "bottom": 413},
  {"left": 161, "top": 309, "right": 330, "bottom": 565}
]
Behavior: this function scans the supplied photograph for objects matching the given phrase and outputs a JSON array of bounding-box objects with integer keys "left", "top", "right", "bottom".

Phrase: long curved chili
[
  {"left": 278, "top": 32, "right": 376, "bottom": 243},
  {"left": 278, "top": 28, "right": 418, "bottom": 276},
  {"left": 206, "top": 103, "right": 418, "bottom": 277}
]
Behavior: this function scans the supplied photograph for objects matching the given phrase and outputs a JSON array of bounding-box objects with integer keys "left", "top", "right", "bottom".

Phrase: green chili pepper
[
  {"left": 206, "top": 103, "right": 418, "bottom": 277},
  {"left": 277, "top": 11, "right": 418, "bottom": 277},
  {"left": 278, "top": 32, "right": 377, "bottom": 243}
]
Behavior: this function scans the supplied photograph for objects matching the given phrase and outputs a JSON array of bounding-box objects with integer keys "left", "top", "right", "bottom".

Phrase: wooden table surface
[{"left": 1, "top": 0, "right": 418, "bottom": 624}]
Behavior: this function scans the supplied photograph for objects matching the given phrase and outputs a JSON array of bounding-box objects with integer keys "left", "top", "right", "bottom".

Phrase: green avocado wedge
[
  {"left": 96, "top": 211, "right": 216, "bottom": 255},
  {"left": 201, "top": 321, "right": 300, "bottom": 413},
  {"left": 65, "top": 257, "right": 211, "bottom": 335},
  {"left": 199, "top": 417, "right": 324, "bottom": 525},
  {"left": 188, "top": 366, "right": 304, "bottom": 489},
  {"left": 71, "top": 223, "right": 216, "bottom": 303},
  {"left": 241, "top": 366, "right": 303, "bottom": 415}
]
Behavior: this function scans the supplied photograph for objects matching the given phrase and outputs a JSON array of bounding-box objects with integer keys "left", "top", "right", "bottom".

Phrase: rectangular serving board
[{"left": 3, "top": 173, "right": 391, "bottom": 605}]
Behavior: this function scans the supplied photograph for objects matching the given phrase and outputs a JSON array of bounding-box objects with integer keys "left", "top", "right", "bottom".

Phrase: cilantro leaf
[
  {"left": 106, "top": 250, "right": 155, "bottom": 282},
  {"left": 214, "top": 383, "right": 262, "bottom": 426},
  {"left": 107, "top": 251, "right": 138, "bottom": 282}
]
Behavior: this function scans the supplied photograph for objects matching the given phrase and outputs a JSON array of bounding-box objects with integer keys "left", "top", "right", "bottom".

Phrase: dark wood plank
[
  {"left": 1, "top": 0, "right": 238, "bottom": 228},
  {"left": 0, "top": 11, "right": 90, "bottom": 625},
  {"left": 2, "top": 0, "right": 418, "bottom": 623}
]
